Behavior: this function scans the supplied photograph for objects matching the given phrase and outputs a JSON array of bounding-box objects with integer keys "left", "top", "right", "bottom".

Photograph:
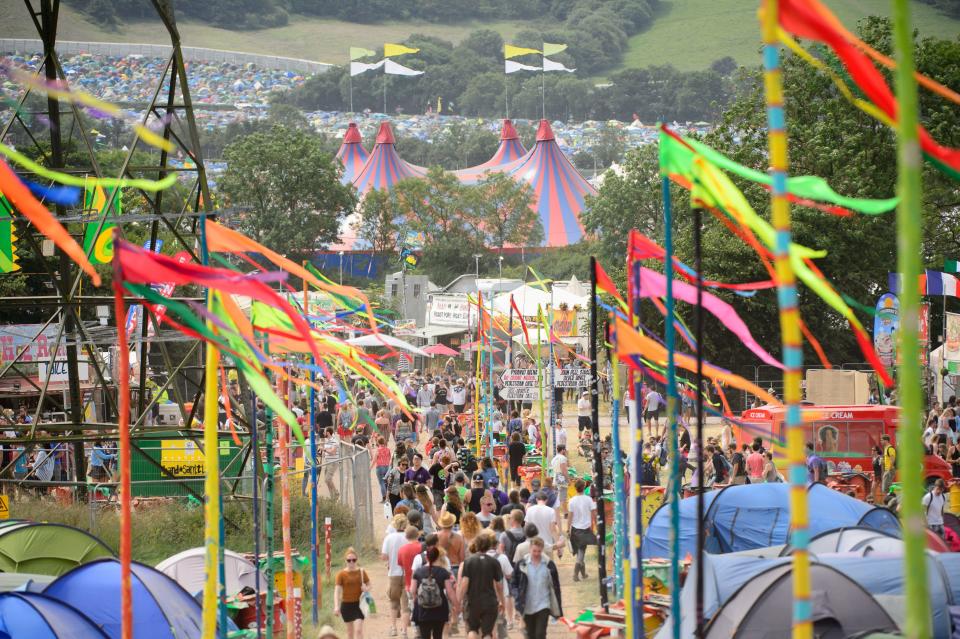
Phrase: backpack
[
  {"left": 641, "top": 458, "right": 658, "bottom": 485},
  {"left": 718, "top": 454, "right": 733, "bottom": 479},
  {"left": 416, "top": 567, "right": 444, "bottom": 609},
  {"left": 501, "top": 529, "right": 525, "bottom": 567},
  {"left": 658, "top": 444, "right": 668, "bottom": 467}
]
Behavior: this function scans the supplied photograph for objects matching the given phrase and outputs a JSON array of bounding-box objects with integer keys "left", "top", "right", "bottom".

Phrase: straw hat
[{"left": 438, "top": 512, "right": 456, "bottom": 529}]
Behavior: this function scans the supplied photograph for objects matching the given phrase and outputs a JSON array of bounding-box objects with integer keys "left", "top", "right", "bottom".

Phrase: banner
[
  {"left": 428, "top": 294, "right": 470, "bottom": 327},
  {"left": 919, "top": 302, "right": 931, "bottom": 365},
  {"left": 82, "top": 184, "right": 121, "bottom": 264},
  {"left": 551, "top": 308, "right": 578, "bottom": 337},
  {"left": 873, "top": 293, "right": 899, "bottom": 369},
  {"left": 0, "top": 324, "right": 63, "bottom": 364},
  {"left": 945, "top": 312, "right": 960, "bottom": 363}
]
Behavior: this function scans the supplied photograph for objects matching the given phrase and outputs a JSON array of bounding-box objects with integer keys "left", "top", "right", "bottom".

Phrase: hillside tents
[
  {"left": 0, "top": 522, "right": 115, "bottom": 576},
  {"left": 156, "top": 547, "right": 265, "bottom": 597},
  {"left": 703, "top": 562, "right": 898, "bottom": 639},
  {"left": 641, "top": 483, "right": 899, "bottom": 558},
  {"left": 454, "top": 119, "right": 527, "bottom": 183},
  {"left": 335, "top": 122, "right": 369, "bottom": 185},
  {"left": 44, "top": 558, "right": 205, "bottom": 638},
  {"left": 351, "top": 121, "right": 427, "bottom": 195},
  {"left": 0, "top": 592, "right": 109, "bottom": 638}
]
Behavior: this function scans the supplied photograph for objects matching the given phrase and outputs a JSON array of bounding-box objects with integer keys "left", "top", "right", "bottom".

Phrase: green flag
[
  {"left": 350, "top": 47, "right": 376, "bottom": 61},
  {"left": 82, "top": 183, "right": 121, "bottom": 264},
  {"left": 945, "top": 260, "right": 960, "bottom": 273},
  {"left": 0, "top": 194, "right": 18, "bottom": 273},
  {"left": 542, "top": 42, "right": 567, "bottom": 56}
]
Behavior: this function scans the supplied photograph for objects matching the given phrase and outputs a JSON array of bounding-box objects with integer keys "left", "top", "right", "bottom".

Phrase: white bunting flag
[
  {"left": 350, "top": 60, "right": 385, "bottom": 76},
  {"left": 505, "top": 60, "right": 541, "bottom": 73},
  {"left": 384, "top": 59, "right": 424, "bottom": 76},
  {"left": 542, "top": 57, "right": 576, "bottom": 73}
]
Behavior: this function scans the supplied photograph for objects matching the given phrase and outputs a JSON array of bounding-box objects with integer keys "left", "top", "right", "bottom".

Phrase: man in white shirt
[
  {"left": 549, "top": 445, "right": 569, "bottom": 514},
  {"left": 644, "top": 387, "right": 664, "bottom": 436},
  {"left": 381, "top": 514, "right": 411, "bottom": 637},
  {"left": 554, "top": 422, "right": 568, "bottom": 450},
  {"left": 567, "top": 479, "right": 597, "bottom": 581},
  {"left": 922, "top": 479, "right": 947, "bottom": 538},
  {"left": 450, "top": 379, "right": 467, "bottom": 413},
  {"left": 577, "top": 392, "right": 591, "bottom": 433},
  {"left": 525, "top": 491, "right": 560, "bottom": 549}
]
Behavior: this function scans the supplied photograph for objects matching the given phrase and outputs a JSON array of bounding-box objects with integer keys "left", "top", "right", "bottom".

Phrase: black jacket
[{"left": 511, "top": 556, "right": 563, "bottom": 618}]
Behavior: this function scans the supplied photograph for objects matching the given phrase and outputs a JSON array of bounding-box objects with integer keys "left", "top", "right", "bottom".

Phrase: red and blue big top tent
[
  {"left": 334, "top": 122, "right": 368, "bottom": 185},
  {"left": 454, "top": 119, "right": 527, "bottom": 183},
  {"left": 351, "top": 122, "right": 427, "bottom": 195}
]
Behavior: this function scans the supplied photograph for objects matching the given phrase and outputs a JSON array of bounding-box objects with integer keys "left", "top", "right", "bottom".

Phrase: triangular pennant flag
[
  {"left": 542, "top": 42, "right": 567, "bottom": 56},
  {"left": 384, "top": 59, "right": 424, "bottom": 76},
  {"left": 504, "top": 44, "right": 541, "bottom": 59},
  {"left": 0, "top": 194, "right": 18, "bottom": 273},
  {"left": 384, "top": 43, "right": 420, "bottom": 57},
  {"left": 350, "top": 47, "right": 376, "bottom": 61},
  {"left": 543, "top": 57, "right": 575, "bottom": 73},
  {"left": 505, "top": 60, "right": 541, "bottom": 74},
  {"left": 350, "top": 59, "right": 385, "bottom": 76},
  {"left": 82, "top": 182, "right": 120, "bottom": 264}
]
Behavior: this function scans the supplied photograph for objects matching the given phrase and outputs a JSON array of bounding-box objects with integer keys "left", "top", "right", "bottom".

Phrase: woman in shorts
[{"left": 334, "top": 547, "right": 371, "bottom": 639}]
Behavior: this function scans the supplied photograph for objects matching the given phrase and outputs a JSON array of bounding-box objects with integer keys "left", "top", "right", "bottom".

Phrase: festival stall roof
[
  {"left": 503, "top": 119, "right": 595, "bottom": 247},
  {"left": 351, "top": 121, "right": 427, "bottom": 196},
  {"left": 453, "top": 119, "right": 527, "bottom": 183},
  {"left": 491, "top": 284, "right": 588, "bottom": 318},
  {"left": 662, "top": 552, "right": 960, "bottom": 639},
  {"left": 0, "top": 522, "right": 115, "bottom": 576},
  {"left": 641, "top": 483, "right": 900, "bottom": 559},
  {"left": 346, "top": 333, "right": 431, "bottom": 357},
  {"left": 156, "top": 547, "right": 266, "bottom": 597},
  {"left": 335, "top": 122, "right": 369, "bottom": 185},
  {"left": 0, "top": 592, "right": 109, "bottom": 639},
  {"left": 703, "top": 562, "right": 898, "bottom": 639},
  {"left": 44, "top": 558, "right": 208, "bottom": 639}
]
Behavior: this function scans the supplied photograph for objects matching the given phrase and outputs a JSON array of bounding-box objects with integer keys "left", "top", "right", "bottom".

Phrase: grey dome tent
[
  {"left": 782, "top": 526, "right": 904, "bottom": 557},
  {"left": 704, "top": 562, "right": 898, "bottom": 639}
]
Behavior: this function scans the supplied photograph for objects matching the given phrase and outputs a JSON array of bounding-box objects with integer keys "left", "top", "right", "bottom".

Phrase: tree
[
  {"left": 217, "top": 125, "right": 356, "bottom": 262},
  {"left": 466, "top": 172, "right": 541, "bottom": 251},
  {"left": 355, "top": 189, "right": 402, "bottom": 256}
]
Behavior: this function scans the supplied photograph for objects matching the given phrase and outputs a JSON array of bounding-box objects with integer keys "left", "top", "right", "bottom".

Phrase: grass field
[
  {"left": 618, "top": 0, "right": 960, "bottom": 72},
  {"left": 0, "top": 1, "right": 525, "bottom": 64}
]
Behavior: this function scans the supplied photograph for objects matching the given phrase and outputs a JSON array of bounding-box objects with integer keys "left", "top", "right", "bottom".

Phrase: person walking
[
  {"left": 508, "top": 433, "right": 526, "bottom": 490},
  {"left": 576, "top": 392, "right": 591, "bottom": 434},
  {"left": 386, "top": 458, "right": 409, "bottom": 513},
  {"left": 525, "top": 492, "right": 560, "bottom": 551},
  {"left": 566, "top": 479, "right": 596, "bottom": 581},
  {"left": 412, "top": 546, "right": 458, "bottom": 639},
  {"left": 512, "top": 538, "right": 563, "bottom": 639},
  {"left": 457, "top": 533, "right": 505, "bottom": 639},
  {"left": 375, "top": 436, "right": 392, "bottom": 502},
  {"left": 881, "top": 434, "right": 897, "bottom": 496},
  {"left": 923, "top": 479, "right": 947, "bottom": 538},
  {"left": 334, "top": 547, "right": 371, "bottom": 639},
  {"left": 382, "top": 514, "right": 411, "bottom": 638}
]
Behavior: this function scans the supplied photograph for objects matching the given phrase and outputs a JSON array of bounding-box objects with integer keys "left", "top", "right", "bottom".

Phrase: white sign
[
  {"left": 501, "top": 369, "right": 540, "bottom": 386},
  {"left": 428, "top": 295, "right": 471, "bottom": 327},
  {"left": 500, "top": 367, "right": 592, "bottom": 389},
  {"left": 555, "top": 368, "right": 591, "bottom": 388},
  {"left": 38, "top": 359, "right": 89, "bottom": 382},
  {"left": 498, "top": 386, "right": 541, "bottom": 401}
]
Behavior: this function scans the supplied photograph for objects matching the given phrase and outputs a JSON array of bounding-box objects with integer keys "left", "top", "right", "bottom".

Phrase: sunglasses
[{"left": 346, "top": 558, "right": 357, "bottom": 563}]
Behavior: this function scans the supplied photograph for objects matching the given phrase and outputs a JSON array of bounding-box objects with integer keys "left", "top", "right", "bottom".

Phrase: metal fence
[{"left": 0, "top": 39, "right": 332, "bottom": 74}]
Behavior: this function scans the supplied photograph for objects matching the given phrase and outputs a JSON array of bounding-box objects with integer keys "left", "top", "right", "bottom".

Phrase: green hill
[
  {"left": 619, "top": 0, "right": 960, "bottom": 72},
  {"left": 1, "top": 0, "right": 957, "bottom": 72}
]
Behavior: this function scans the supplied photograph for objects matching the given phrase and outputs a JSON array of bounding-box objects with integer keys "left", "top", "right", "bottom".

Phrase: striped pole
[
  {"left": 662, "top": 177, "right": 681, "bottom": 639},
  {"left": 537, "top": 305, "right": 547, "bottom": 470},
  {"left": 630, "top": 260, "right": 645, "bottom": 639},
  {"left": 609, "top": 316, "right": 626, "bottom": 600},
  {"left": 760, "top": 4, "right": 810, "bottom": 639},
  {"left": 891, "top": 1, "right": 931, "bottom": 637}
]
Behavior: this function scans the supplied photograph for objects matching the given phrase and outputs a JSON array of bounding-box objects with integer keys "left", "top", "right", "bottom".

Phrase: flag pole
[
  {"left": 349, "top": 70, "right": 354, "bottom": 113},
  {"left": 305, "top": 268, "right": 320, "bottom": 627},
  {"left": 383, "top": 70, "right": 388, "bottom": 115},
  {"left": 249, "top": 373, "right": 262, "bottom": 639},
  {"left": 662, "top": 177, "right": 680, "bottom": 639},
  {"left": 629, "top": 255, "right": 645, "bottom": 639},
  {"left": 590, "top": 256, "right": 608, "bottom": 609},
  {"left": 892, "top": 0, "right": 931, "bottom": 636},
  {"left": 608, "top": 314, "right": 626, "bottom": 601},
  {"left": 693, "top": 207, "right": 705, "bottom": 638},
  {"left": 760, "top": 3, "right": 810, "bottom": 638},
  {"left": 537, "top": 305, "right": 547, "bottom": 472},
  {"left": 540, "top": 57, "right": 546, "bottom": 120}
]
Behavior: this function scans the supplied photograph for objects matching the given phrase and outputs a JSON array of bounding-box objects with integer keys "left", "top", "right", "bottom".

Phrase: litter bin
[{"left": 262, "top": 554, "right": 305, "bottom": 638}]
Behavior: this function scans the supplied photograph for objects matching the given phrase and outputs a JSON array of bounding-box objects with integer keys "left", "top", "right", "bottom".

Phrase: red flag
[
  {"left": 510, "top": 294, "right": 532, "bottom": 351},
  {"left": 594, "top": 260, "right": 628, "bottom": 312}
]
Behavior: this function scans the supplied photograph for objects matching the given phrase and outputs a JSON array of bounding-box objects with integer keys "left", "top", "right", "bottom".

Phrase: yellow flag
[
  {"left": 504, "top": 44, "right": 541, "bottom": 59},
  {"left": 384, "top": 43, "right": 420, "bottom": 57},
  {"left": 349, "top": 46, "right": 376, "bottom": 60},
  {"left": 542, "top": 42, "right": 567, "bottom": 56}
]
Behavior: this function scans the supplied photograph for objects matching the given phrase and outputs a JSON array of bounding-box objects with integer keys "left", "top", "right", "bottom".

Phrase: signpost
[{"left": 500, "top": 367, "right": 591, "bottom": 389}]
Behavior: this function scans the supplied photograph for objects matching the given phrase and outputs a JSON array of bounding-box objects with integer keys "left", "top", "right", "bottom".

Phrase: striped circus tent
[
  {"left": 334, "top": 122, "right": 369, "bottom": 185},
  {"left": 351, "top": 121, "right": 427, "bottom": 195},
  {"left": 503, "top": 119, "right": 594, "bottom": 247},
  {"left": 454, "top": 119, "right": 527, "bottom": 184}
]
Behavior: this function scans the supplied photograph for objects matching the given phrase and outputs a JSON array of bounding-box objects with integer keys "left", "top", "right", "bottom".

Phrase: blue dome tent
[
  {"left": 0, "top": 592, "right": 108, "bottom": 638},
  {"left": 641, "top": 483, "right": 899, "bottom": 558}
]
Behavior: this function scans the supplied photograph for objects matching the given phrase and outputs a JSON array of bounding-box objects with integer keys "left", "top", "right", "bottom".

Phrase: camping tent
[
  {"left": 703, "top": 562, "right": 897, "bottom": 639},
  {"left": 351, "top": 121, "right": 427, "bottom": 195},
  {"left": 44, "top": 558, "right": 205, "bottom": 639},
  {"left": 156, "top": 547, "right": 265, "bottom": 597},
  {"left": 454, "top": 119, "right": 527, "bottom": 183},
  {"left": 335, "top": 122, "right": 369, "bottom": 185},
  {"left": 0, "top": 592, "right": 109, "bottom": 638},
  {"left": 788, "top": 526, "right": 903, "bottom": 556},
  {"left": 662, "top": 552, "right": 960, "bottom": 639},
  {"left": 0, "top": 522, "right": 115, "bottom": 576},
  {"left": 500, "top": 119, "right": 595, "bottom": 247},
  {"left": 642, "top": 483, "right": 899, "bottom": 558}
]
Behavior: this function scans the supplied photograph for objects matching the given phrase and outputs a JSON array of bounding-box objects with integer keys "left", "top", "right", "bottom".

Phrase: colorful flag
[
  {"left": 888, "top": 270, "right": 959, "bottom": 297},
  {"left": 945, "top": 260, "right": 960, "bottom": 274},
  {"left": 543, "top": 57, "right": 575, "bottom": 73},
  {"left": 0, "top": 195, "right": 18, "bottom": 273},
  {"left": 384, "top": 59, "right": 424, "bottom": 76},
  {"left": 82, "top": 183, "right": 121, "bottom": 264},
  {"left": 505, "top": 60, "right": 540, "bottom": 73},
  {"left": 384, "top": 43, "right": 420, "bottom": 57},
  {"left": 542, "top": 42, "right": 567, "bottom": 56},
  {"left": 350, "top": 59, "right": 384, "bottom": 76},
  {"left": 504, "top": 44, "right": 541, "bottom": 59},
  {"left": 350, "top": 47, "right": 376, "bottom": 60}
]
